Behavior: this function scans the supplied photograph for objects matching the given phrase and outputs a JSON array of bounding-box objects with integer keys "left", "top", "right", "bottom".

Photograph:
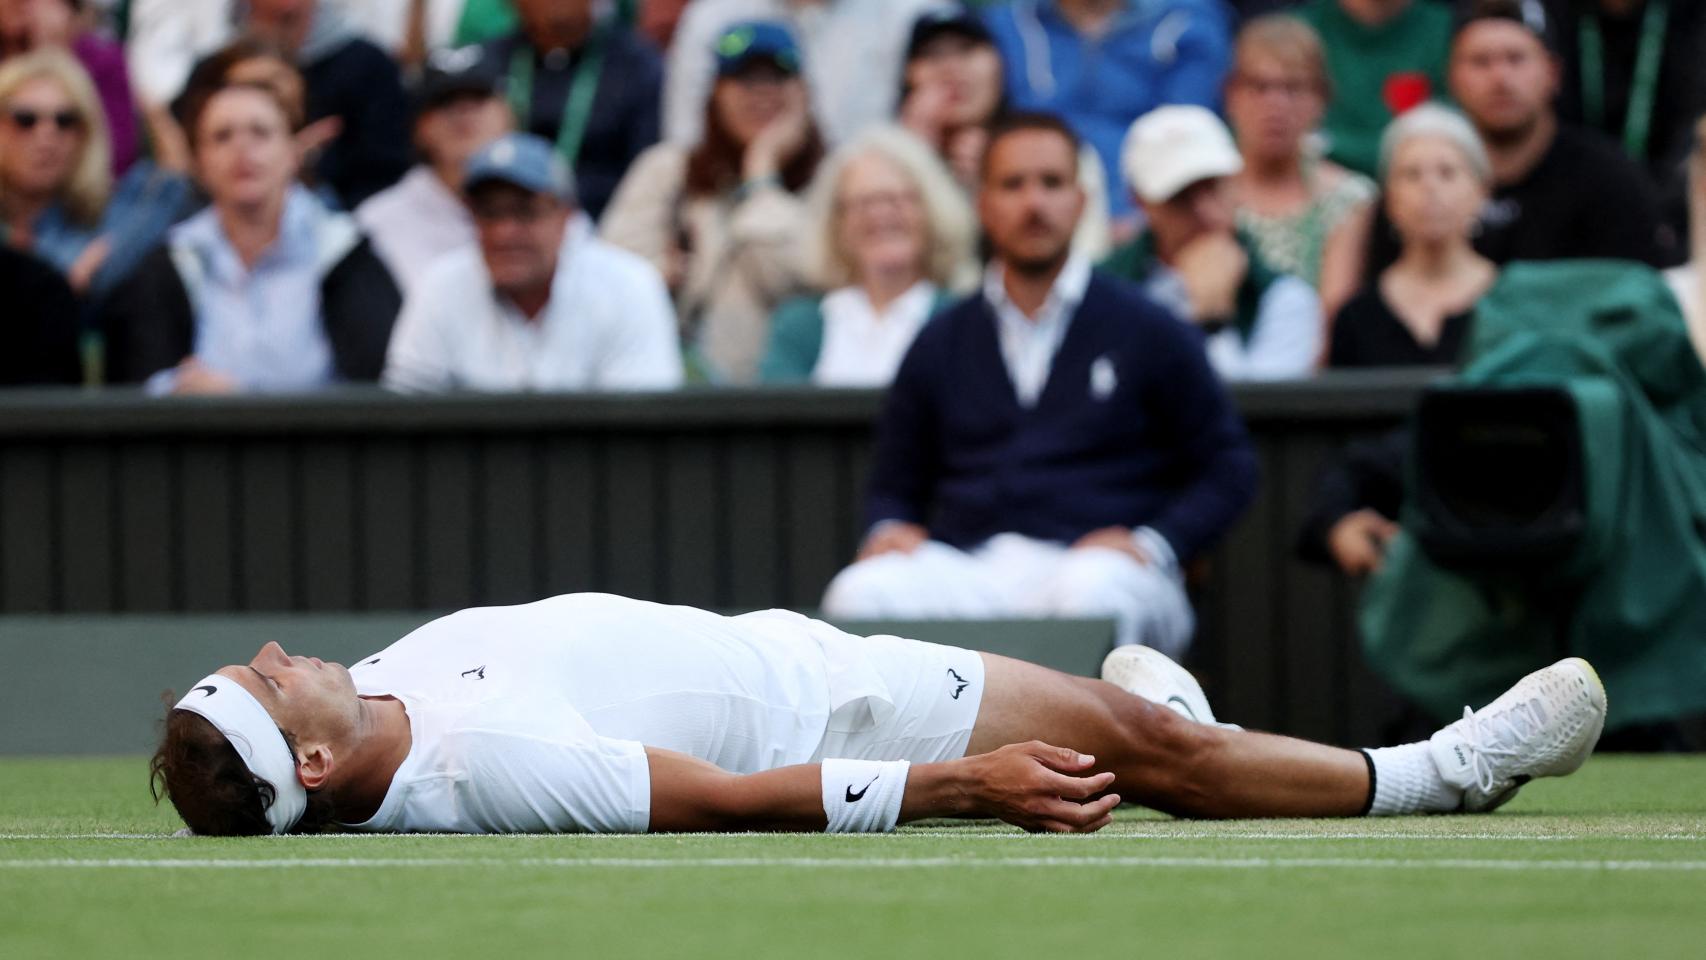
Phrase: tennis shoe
[
  {"left": 1428, "top": 657, "right": 1607, "bottom": 812},
  {"left": 1101, "top": 644, "right": 1224, "bottom": 726}
]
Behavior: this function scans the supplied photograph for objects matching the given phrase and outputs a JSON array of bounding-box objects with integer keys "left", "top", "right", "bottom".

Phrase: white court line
[
  {"left": 3, "top": 856, "right": 1706, "bottom": 872},
  {"left": 3, "top": 831, "right": 1704, "bottom": 842}
]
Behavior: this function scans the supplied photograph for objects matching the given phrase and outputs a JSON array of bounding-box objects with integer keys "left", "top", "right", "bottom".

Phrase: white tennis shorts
[{"left": 812, "top": 631, "right": 987, "bottom": 765}]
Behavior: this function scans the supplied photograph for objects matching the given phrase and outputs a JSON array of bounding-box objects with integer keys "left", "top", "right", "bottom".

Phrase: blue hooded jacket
[{"left": 983, "top": 0, "right": 1233, "bottom": 218}]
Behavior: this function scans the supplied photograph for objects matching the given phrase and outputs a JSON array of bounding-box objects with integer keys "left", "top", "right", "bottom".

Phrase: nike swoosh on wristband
[
  {"left": 192, "top": 685, "right": 217, "bottom": 697},
  {"left": 845, "top": 777, "right": 879, "bottom": 803}
]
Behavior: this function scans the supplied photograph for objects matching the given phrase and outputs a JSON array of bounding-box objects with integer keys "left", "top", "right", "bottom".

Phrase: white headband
[{"left": 174, "top": 674, "right": 307, "bottom": 835}]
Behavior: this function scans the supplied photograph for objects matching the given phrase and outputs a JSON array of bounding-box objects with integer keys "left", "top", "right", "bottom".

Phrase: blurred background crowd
[{"left": 1, "top": 0, "right": 1699, "bottom": 395}]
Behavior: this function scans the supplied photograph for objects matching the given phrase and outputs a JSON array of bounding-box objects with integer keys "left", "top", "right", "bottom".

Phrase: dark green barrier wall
[{"left": 0, "top": 371, "right": 1439, "bottom": 745}]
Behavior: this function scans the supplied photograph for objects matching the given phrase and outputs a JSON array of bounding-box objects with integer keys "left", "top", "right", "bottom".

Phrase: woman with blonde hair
[
  {"left": 760, "top": 126, "right": 975, "bottom": 385},
  {"left": 1224, "top": 14, "right": 1374, "bottom": 321},
  {"left": 0, "top": 48, "right": 188, "bottom": 304},
  {"left": 1, "top": 50, "right": 109, "bottom": 264}
]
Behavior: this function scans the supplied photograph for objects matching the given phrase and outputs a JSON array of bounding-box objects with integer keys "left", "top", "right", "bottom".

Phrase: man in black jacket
[
  {"left": 245, "top": 0, "right": 412, "bottom": 209},
  {"left": 1362, "top": 0, "right": 1673, "bottom": 276},
  {"left": 464, "top": 0, "right": 662, "bottom": 221}
]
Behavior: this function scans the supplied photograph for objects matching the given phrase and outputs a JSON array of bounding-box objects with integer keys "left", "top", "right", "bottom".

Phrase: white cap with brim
[
  {"left": 1121, "top": 104, "right": 1245, "bottom": 205},
  {"left": 174, "top": 675, "right": 306, "bottom": 835}
]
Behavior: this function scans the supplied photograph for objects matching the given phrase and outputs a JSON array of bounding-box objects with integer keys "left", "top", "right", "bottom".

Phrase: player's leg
[
  {"left": 966, "top": 653, "right": 1370, "bottom": 818},
  {"left": 966, "top": 650, "right": 1607, "bottom": 819}
]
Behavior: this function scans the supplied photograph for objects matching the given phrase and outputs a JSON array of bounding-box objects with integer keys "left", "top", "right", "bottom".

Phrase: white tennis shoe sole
[{"left": 1101, "top": 644, "right": 1222, "bottom": 726}]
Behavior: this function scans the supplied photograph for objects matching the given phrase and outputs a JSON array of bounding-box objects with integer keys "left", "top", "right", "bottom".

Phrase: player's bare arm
[{"left": 644, "top": 742, "right": 1120, "bottom": 834}]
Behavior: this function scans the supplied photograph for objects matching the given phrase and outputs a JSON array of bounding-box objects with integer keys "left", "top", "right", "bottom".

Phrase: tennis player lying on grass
[{"left": 151, "top": 593, "right": 1606, "bottom": 836}]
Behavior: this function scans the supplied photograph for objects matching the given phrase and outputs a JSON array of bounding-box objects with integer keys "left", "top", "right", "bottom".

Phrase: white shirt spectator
[
  {"left": 813, "top": 281, "right": 936, "bottom": 387},
  {"left": 664, "top": 0, "right": 946, "bottom": 147},
  {"left": 383, "top": 216, "right": 685, "bottom": 392},
  {"left": 356, "top": 166, "right": 476, "bottom": 301},
  {"left": 125, "top": 0, "right": 392, "bottom": 106},
  {"left": 145, "top": 185, "right": 343, "bottom": 395},
  {"left": 125, "top": 0, "right": 234, "bottom": 106}
]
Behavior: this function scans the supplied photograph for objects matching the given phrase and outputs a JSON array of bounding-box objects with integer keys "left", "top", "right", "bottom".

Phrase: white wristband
[{"left": 821, "top": 759, "right": 910, "bottom": 833}]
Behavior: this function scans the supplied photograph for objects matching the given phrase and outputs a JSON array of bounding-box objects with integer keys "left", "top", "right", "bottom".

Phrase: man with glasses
[{"left": 381, "top": 132, "right": 684, "bottom": 393}]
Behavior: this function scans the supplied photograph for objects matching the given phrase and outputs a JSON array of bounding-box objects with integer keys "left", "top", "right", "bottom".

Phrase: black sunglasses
[{"left": 7, "top": 108, "right": 82, "bottom": 132}]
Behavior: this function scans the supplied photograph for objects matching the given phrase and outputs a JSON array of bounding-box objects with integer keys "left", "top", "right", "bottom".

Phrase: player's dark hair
[
  {"left": 149, "top": 704, "right": 340, "bottom": 836},
  {"left": 979, "top": 111, "right": 1081, "bottom": 182}
]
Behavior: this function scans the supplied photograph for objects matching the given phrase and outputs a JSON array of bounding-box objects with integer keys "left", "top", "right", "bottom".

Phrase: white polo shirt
[
  {"left": 382, "top": 216, "right": 686, "bottom": 393},
  {"left": 345, "top": 595, "right": 918, "bottom": 834},
  {"left": 355, "top": 166, "right": 476, "bottom": 302}
]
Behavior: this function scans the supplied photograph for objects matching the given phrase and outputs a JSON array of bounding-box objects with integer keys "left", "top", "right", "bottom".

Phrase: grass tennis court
[{"left": 4, "top": 754, "right": 1704, "bottom": 959}]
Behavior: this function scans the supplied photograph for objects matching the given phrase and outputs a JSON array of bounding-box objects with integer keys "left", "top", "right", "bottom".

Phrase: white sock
[{"left": 1361, "top": 743, "right": 1462, "bottom": 816}]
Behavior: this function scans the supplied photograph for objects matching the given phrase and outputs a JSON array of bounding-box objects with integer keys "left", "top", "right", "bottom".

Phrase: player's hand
[
  {"left": 964, "top": 741, "right": 1120, "bottom": 833},
  {"left": 857, "top": 522, "right": 928, "bottom": 561},
  {"left": 1174, "top": 233, "right": 1248, "bottom": 324},
  {"left": 1327, "top": 509, "right": 1398, "bottom": 576},
  {"left": 1071, "top": 526, "right": 1146, "bottom": 564}
]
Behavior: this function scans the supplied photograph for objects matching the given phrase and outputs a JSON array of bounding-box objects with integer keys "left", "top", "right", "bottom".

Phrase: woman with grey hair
[
  {"left": 1328, "top": 105, "right": 1496, "bottom": 368},
  {"left": 759, "top": 126, "right": 975, "bottom": 385}
]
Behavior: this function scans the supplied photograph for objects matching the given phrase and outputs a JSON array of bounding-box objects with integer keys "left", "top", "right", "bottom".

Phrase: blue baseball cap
[
  {"left": 713, "top": 21, "right": 801, "bottom": 76},
  {"left": 463, "top": 133, "right": 575, "bottom": 201}
]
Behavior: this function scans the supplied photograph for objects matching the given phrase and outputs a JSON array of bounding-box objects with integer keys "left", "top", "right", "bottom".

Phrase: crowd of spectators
[
  {"left": 0, "top": 0, "right": 1698, "bottom": 394},
  {"left": 2, "top": 0, "right": 1703, "bottom": 649}
]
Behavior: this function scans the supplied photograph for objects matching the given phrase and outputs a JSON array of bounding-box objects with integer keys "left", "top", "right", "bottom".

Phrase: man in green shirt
[{"left": 1299, "top": 0, "right": 1454, "bottom": 176}]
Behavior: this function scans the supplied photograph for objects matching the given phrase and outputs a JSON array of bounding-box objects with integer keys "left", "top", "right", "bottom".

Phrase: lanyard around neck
[
  {"left": 1579, "top": 0, "right": 1668, "bottom": 161},
  {"left": 506, "top": 28, "right": 608, "bottom": 170}
]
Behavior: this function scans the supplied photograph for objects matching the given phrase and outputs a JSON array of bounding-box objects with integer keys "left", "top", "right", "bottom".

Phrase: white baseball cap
[{"left": 1120, "top": 105, "right": 1244, "bottom": 204}]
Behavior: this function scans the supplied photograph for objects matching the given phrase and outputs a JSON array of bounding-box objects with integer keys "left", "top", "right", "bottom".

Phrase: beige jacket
[{"left": 600, "top": 143, "right": 807, "bottom": 383}]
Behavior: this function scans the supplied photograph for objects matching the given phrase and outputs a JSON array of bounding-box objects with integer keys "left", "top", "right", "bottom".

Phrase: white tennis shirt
[{"left": 343, "top": 594, "right": 895, "bottom": 833}]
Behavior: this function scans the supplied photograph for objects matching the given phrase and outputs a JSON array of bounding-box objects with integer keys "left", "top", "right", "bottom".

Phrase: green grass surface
[{"left": 3, "top": 755, "right": 1704, "bottom": 960}]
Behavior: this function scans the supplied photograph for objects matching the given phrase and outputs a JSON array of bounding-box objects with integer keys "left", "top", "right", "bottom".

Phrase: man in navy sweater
[{"left": 823, "top": 113, "right": 1258, "bottom": 659}]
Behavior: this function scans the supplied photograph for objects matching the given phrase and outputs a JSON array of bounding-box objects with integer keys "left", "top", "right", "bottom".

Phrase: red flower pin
[{"left": 1383, "top": 72, "right": 1433, "bottom": 115}]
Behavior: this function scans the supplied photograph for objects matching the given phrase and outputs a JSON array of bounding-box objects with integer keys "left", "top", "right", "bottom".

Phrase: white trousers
[{"left": 821, "top": 533, "right": 1195, "bottom": 660}]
